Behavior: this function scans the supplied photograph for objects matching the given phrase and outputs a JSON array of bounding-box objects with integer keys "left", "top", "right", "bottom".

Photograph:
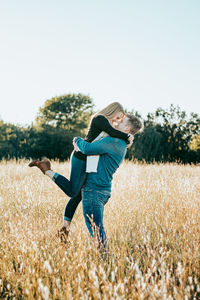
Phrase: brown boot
[
  {"left": 57, "top": 226, "right": 69, "bottom": 244},
  {"left": 28, "top": 159, "right": 51, "bottom": 174}
]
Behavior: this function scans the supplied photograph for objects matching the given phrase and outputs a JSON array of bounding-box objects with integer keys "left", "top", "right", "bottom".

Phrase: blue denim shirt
[{"left": 75, "top": 136, "right": 127, "bottom": 192}]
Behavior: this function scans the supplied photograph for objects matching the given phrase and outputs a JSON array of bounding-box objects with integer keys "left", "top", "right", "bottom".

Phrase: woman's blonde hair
[{"left": 94, "top": 102, "right": 124, "bottom": 120}]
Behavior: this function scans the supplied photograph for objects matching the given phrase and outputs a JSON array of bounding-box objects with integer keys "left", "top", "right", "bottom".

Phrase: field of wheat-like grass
[{"left": 0, "top": 160, "right": 199, "bottom": 299}]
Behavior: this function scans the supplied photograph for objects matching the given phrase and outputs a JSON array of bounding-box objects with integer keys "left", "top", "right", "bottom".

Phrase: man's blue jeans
[
  {"left": 53, "top": 154, "right": 87, "bottom": 221},
  {"left": 82, "top": 187, "right": 110, "bottom": 252}
]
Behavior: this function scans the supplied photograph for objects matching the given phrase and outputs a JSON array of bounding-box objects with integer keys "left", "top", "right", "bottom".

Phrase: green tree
[
  {"left": 36, "top": 93, "right": 94, "bottom": 134},
  {"left": 190, "top": 134, "right": 200, "bottom": 151},
  {"left": 129, "top": 105, "right": 200, "bottom": 163},
  {"left": 0, "top": 120, "right": 10, "bottom": 159},
  {"left": 153, "top": 105, "right": 199, "bottom": 162},
  {"left": 128, "top": 126, "right": 162, "bottom": 162},
  {"left": 28, "top": 125, "right": 74, "bottom": 160},
  {"left": 0, "top": 94, "right": 95, "bottom": 161}
]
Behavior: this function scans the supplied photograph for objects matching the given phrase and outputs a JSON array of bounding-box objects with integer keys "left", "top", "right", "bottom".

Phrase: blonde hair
[{"left": 94, "top": 102, "right": 124, "bottom": 120}]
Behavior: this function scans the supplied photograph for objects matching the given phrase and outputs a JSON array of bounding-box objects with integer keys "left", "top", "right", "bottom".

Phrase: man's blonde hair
[
  {"left": 94, "top": 102, "right": 124, "bottom": 120},
  {"left": 126, "top": 114, "right": 143, "bottom": 135}
]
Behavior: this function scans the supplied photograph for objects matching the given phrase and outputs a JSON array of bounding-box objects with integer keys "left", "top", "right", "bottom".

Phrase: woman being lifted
[{"left": 29, "top": 102, "right": 133, "bottom": 240}]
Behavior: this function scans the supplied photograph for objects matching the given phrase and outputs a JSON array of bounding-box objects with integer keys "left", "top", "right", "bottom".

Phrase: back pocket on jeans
[{"left": 97, "top": 191, "right": 110, "bottom": 206}]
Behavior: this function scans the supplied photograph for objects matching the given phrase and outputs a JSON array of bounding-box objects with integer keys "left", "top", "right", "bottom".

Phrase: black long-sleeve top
[{"left": 73, "top": 115, "right": 129, "bottom": 161}]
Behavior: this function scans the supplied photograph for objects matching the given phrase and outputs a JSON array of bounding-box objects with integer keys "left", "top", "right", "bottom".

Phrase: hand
[
  {"left": 127, "top": 134, "right": 134, "bottom": 149},
  {"left": 73, "top": 137, "right": 80, "bottom": 152}
]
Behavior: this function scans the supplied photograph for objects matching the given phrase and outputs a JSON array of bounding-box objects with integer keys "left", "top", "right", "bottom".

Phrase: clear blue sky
[{"left": 0, "top": 0, "right": 200, "bottom": 125}]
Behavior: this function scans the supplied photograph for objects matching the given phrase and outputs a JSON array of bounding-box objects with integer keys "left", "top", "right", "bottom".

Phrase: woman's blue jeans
[
  {"left": 82, "top": 187, "right": 110, "bottom": 253},
  {"left": 53, "top": 154, "right": 87, "bottom": 222}
]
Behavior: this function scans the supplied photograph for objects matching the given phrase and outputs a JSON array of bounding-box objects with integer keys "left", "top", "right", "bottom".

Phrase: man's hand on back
[
  {"left": 127, "top": 134, "right": 134, "bottom": 149},
  {"left": 73, "top": 137, "right": 80, "bottom": 152}
]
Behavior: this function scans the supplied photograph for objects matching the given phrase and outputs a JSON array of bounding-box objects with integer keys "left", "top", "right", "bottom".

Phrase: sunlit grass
[{"left": 0, "top": 159, "right": 199, "bottom": 299}]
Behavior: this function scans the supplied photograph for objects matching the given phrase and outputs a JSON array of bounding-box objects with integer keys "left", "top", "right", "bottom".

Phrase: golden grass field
[{"left": 0, "top": 160, "right": 199, "bottom": 299}]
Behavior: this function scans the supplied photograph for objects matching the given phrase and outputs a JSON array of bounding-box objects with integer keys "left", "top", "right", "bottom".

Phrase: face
[
  {"left": 110, "top": 112, "right": 124, "bottom": 125},
  {"left": 116, "top": 116, "right": 130, "bottom": 133}
]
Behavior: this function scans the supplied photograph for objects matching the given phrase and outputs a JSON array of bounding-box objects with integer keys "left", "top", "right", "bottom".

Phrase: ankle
[
  {"left": 63, "top": 220, "right": 71, "bottom": 230},
  {"left": 45, "top": 170, "right": 55, "bottom": 179}
]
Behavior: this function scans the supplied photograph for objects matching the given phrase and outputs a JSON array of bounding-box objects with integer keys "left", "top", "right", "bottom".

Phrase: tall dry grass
[{"left": 0, "top": 160, "right": 199, "bottom": 299}]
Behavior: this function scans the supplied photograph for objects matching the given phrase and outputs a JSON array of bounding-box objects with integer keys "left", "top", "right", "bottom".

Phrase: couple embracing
[{"left": 29, "top": 102, "right": 142, "bottom": 256}]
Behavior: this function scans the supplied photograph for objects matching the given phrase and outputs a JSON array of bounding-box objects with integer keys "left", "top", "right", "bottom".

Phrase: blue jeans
[
  {"left": 63, "top": 192, "right": 82, "bottom": 222},
  {"left": 53, "top": 154, "right": 87, "bottom": 222},
  {"left": 82, "top": 187, "right": 110, "bottom": 253}
]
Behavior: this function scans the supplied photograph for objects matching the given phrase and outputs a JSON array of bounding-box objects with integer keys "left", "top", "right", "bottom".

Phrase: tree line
[{"left": 0, "top": 94, "right": 199, "bottom": 163}]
